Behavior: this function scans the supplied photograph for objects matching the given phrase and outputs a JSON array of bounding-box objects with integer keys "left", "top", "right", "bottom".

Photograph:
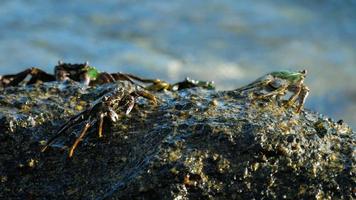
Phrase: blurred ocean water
[{"left": 0, "top": 0, "right": 355, "bottom": 128}]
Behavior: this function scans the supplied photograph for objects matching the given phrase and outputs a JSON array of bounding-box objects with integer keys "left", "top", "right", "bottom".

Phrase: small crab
[
  {"left": 0, "top": 62, "right": 91, "bottom": 87},
  {"left": 41, "top": 83, "right": 157, "bottom": 158},
  {"left": 237, "top": 70, "right": 309, "bottom": 113}
]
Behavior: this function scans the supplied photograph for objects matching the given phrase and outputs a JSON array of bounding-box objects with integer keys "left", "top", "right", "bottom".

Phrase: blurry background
[{"left": 0, "top": 0, "right": 355, "bottom": 128}]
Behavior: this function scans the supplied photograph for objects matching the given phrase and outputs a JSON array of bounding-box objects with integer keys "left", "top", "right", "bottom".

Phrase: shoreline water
[{"left": 0, "top": 0, "right": 355, "bottom": 127}]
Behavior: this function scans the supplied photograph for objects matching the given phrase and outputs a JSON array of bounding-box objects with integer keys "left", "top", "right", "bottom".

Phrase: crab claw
[
  {"left": 124, "top": 96, "right": 135, "bottom": 115},
  {"left": 108, "top": 108, "right": 119, "bottom": 122}
]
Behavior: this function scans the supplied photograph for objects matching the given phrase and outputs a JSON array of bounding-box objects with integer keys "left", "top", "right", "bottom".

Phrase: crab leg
[
  {"left": 41, "top": 109, "right": 90, "bottom": 152},
  {"left": 26, "top": 68, "right": 56, "bottom": 85},
  {"left": 69, "top": 122, "right": 92, "bottom": 158},
  {"left": 111, "top": 73, "right": 173, "bottom": 91},
  {"left": 116, "top": 73, "right": 158, "bottom": 84},
  {"left": 98, "top": 113, "right": 105, "bottom": 138},
  {"left": 257, "top": 84, "right": 289, "bottom": 99},
  {"left": 97, "top": 72, "right": 117, "bottom": 83},
  {"left": 284, "top": 85, "right": 302, "bottom": 108},
  {"left": 0, "top": 68, "right": 55, "bottom": 87},
  {"left": 2, "top": 69, "right": 32, "bottom": 86},
  {"left": 134, "top": 90, "right": 157, "bottom": 104},
  {"left": 296, "top": 85, "right": 309, "bottom": 113},
  {"left": 111, "top": 73, "right": 142, "bottom": 84},
  {"left": 236, "top": 75, "right": 273, "bottom": 92},
  {"left": 94, "top": 72, "right": 145, "bottom": 88}
]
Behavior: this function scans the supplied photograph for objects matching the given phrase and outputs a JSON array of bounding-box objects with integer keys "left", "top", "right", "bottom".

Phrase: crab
[
  {"left": 0, "top": 61, "right": 215, "bottom": 91},
  {"left": 41, "top": 83, "right": 157, "bottom": 158},
  {"left": 0, "top": 62, "right": 89, "bottom": 87},
  {"left": 237, "top": 70, "right": 309, "bottom": 113}
]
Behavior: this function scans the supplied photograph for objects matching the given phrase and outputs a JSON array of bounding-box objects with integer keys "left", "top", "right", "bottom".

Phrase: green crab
[{"left": 237, "top": 70, "right": 309, "bottom": 113}]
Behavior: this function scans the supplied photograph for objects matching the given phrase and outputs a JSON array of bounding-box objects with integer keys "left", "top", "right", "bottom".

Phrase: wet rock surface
[{"left": 0, "top": 82, "right": 354, "bottom": 199}]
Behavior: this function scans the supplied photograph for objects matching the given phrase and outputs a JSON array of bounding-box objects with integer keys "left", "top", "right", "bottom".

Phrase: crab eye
[{"left": 300, "top": 69, "right": 307, "bottom": 75}]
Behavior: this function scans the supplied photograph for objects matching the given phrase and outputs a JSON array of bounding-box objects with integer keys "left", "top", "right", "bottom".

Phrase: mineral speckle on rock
[{"left": 0, "top": 82, "right": 354, "bottom": 199}]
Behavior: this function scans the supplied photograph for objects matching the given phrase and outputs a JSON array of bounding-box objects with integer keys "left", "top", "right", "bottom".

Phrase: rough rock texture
[{"left": 0, "top": 82, "right": 354, "bottom": 199}]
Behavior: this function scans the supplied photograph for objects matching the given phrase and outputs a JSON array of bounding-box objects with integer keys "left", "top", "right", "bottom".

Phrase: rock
[{"left": 0, "top": 82, "right": 354, "bottom": 199}]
